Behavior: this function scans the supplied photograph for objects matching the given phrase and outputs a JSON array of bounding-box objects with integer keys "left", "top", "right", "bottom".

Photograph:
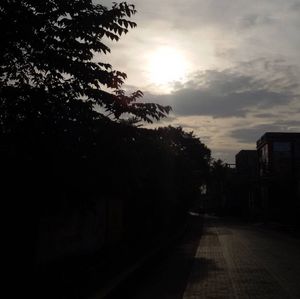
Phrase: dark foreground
[
  {"left": 35, "top": 214, "right": 202, "bottom": 299},
  {"left": 108, "top": 215, "right": 300, "bottom": 299},
  {"left": 104, "top": 213, "right": 203, "bottom": 299},
  {"left": 38, "top": 215, "right": 300, "bottom": 299}
]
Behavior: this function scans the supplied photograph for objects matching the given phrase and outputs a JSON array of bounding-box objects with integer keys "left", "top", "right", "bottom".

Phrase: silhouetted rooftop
[{"left": 257, "top": 132, "right": 300, "bottom": 148}]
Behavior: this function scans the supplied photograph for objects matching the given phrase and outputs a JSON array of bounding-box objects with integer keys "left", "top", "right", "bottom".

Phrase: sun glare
[{"left": 146, "top": 47, "right": 188, "bottom": 87}]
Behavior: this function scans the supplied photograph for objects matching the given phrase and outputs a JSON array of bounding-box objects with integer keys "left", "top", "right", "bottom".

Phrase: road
[{"left": 110, "top": 215, "right": 300, "bottom": 299}]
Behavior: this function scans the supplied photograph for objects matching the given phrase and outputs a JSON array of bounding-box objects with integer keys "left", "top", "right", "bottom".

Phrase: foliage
[
  {"left": 210, "top": 159, "right": 229, "bottom": 180},
  {"left": 0, "top": 1, "right": 212, "bottom": 266},
  {"left": 206, "top": 159, "right": 235, "bottom": 214},
  {"left": 0, "top": 0, "right": 171, "bottom": 131},
  {"left": 156, "top": 126, "right": 211, "bottom": 200}
]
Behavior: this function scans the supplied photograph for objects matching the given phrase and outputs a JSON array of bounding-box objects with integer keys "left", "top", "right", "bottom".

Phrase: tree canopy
[
  {"left": 0, "top": 0, "right": 171, "bottom": 131},
  {"left": 1, "top": 2, "right": 213, "bottom": 279}
]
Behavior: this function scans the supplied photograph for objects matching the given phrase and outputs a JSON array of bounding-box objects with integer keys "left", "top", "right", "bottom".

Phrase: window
[
  {"left": 261, "top": 144, "right": 268, "bottom": 164},
  {"left": 273, "top": 142, "right": 291, "bottom": 152}
]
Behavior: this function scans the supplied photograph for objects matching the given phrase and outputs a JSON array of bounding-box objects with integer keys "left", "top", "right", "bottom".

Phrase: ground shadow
[
  {"left": 106, "top": 214, "right": 205, "bottom": 299},
  {"left": 188, "top": 257, "right": 221, "bottom": 283}
]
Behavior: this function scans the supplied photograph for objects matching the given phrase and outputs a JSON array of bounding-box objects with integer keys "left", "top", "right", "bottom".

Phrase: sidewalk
[
  {"left": 183, "top": 215, "right": 300, "bottom": 299},
  {"left": 104, "top": 213, "right": 204, "bottom": 299},
  {"left": 183, "top": 219, "right": 236, "bottom": 299},
  {"left": 183, "top": 218, "right": 300, "bottom": 299}
]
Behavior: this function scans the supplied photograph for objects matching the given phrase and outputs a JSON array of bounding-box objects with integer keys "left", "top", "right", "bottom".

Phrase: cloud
[
  {"left": 230, "top": 120, "right": 300, "bottom": 143},
  {"left": 141, "top": 58, "right": 300, "bottom": 162},
  {"left": 290, "top": 1, "right": 300, "bottom": 10},
  {"left": 103, "top": 0, "right": 300, "bottom": 93},
  {"left": 132, "top": 0, "right": 288, "bottom": 30},
  {"left": 238, "top": 14, "right": 275, "bottom": 29},
  {"left": 231, "top": 124, "right": 282, "bottom": 143},
  {"left": 147, "top": 59, "right": 300, "bottom": 118},
  {"left": 100, "top": 0, "right": 300, "bottom": 162},
  {"left": 252, "top": 113, "right": 277, "bottom": 118}
]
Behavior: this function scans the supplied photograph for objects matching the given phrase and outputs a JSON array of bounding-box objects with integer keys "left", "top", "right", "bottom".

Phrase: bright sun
[{"left": 147, "top": 47, "right": 188, "bottom": 86}]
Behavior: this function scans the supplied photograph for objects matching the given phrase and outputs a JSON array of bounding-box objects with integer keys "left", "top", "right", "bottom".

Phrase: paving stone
[{"left": 183, "top": 216, "right": 299, "bottom": 299}]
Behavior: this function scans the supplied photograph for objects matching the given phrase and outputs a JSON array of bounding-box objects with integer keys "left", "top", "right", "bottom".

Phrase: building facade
[
  {"left": 235, "top": 150, "right": 260, "bottom": 218},
  {"left": 256, "top": 132, "right": 300, "bottom": 223}
]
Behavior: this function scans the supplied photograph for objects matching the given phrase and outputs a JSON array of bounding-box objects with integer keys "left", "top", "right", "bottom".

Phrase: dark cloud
[
  {"left": 238, "top": 14, "right": 275, "bottom": 29},
  {"left": 147, "top": 62, "right": 299, "bottom": 118},
  {"left": 231, "top": 124, "right": 282, "bottom": 143},
  {"left": 231, "top": 121, "right": 300, "bottom": 143},
  {"left": 253, "top": 113, "right": 277, "bottom": 118},
  {"left": 277, "top": 120, "right": 300, "bottom": 127},
  {"left": 290, "top": 1, "right": 300, "bottom": 10},
  {"left": 170, "top": 87, "right": 292, "bottom": 118}
]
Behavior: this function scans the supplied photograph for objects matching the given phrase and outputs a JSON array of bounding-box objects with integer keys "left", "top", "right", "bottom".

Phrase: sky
[{"left": 100, "top": 0, "right": 300, "bottom": 163}]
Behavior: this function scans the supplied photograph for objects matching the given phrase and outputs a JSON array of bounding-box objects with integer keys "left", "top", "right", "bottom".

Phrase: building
[
  {"left": 235, "top": 150, "right": 260, "bottom": 218},
  {"left": 256, "top": 132, "right": 300, "bottom": 223},
  {"left": 236, "top": 150, "right": 258, "bottom": 178}
]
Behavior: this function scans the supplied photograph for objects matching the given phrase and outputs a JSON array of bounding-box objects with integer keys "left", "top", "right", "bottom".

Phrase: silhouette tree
[
  {"left": 0, "top": 2, "right": 213, "bottom": 280},
  {"left": 207, "top": 159, "right": 235, "bottom": 214},
  {"left": 0, "top": 0, "right": 171, "bottom": 131},
  {"left": 157, "top": 126, "right": 211, "bottom": 202},
  {"left": 0, "top": 1, "right": 172, "bottom": 268}
]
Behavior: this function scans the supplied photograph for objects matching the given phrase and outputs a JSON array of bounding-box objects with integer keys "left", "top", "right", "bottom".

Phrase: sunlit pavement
[{"left": 183, "top": 215, "right": 300, "bottom": 299}]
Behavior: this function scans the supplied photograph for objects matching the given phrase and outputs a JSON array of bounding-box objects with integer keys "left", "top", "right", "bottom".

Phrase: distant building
[
  {"left": 235, "top": 150, "right": 260, "bottom": 218},
  {"left": 256, "top": 132, "right": 300, "bottom": 223},
  {"left": 236, "top": 150, "right": 258, "bottom": 178}
]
